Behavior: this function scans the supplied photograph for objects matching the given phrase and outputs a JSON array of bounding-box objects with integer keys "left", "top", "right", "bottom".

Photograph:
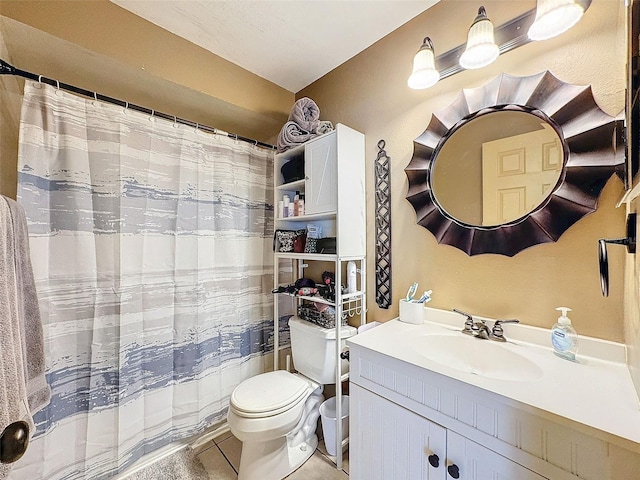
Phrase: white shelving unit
[{"left": 273, "top": 124, "right": 366, "bottom": 471}]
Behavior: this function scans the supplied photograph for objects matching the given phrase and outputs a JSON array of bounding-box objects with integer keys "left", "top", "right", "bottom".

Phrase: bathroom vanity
[{"left": 347, "top": 307, "right": 640, "bottom": 479}]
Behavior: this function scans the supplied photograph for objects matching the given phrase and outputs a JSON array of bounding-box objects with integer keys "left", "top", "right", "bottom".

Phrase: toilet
[{"left": 227, "top": 316, "right": 357, "bottom": 480}]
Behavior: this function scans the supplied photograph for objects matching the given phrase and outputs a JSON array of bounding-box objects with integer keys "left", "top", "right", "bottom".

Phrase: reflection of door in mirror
[
  {"left": 481, "top": 123, "right": 562, "bottom": 226},
  {"left": 431, "top": 111, "right": 563, "bottom": 227}
]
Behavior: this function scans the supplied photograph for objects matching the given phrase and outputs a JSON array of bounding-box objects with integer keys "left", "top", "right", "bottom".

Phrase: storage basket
[{"left": 297, "top": 303, "right": 347, "bottom": 329}]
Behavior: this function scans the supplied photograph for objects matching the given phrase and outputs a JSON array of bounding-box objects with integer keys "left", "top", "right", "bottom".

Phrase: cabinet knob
[
  {"left": 447, "top": 463, "right": 460, "bottom": 478},
  {"left": 428, "top": 453, "right": 439, "bottom": 468}
]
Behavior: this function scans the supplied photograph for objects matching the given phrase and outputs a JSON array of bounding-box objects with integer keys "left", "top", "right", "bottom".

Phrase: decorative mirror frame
[{"left": 405, "top": 71, "right": 625, "bottom": 257}]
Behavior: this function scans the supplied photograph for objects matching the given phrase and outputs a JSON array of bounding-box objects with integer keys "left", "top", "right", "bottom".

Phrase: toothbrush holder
[{"left": 399, "top": 299, "right": 425, "bottom": 325}]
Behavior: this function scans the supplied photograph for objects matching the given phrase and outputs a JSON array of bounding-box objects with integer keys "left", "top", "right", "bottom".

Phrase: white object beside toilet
[{"left": 227, "top": 317, "right": 357, "bottom": 480}]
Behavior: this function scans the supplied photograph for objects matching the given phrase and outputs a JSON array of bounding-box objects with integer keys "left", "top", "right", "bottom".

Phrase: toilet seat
[{"left": 230, "top": 371, "right": 312, "bottom": 418}]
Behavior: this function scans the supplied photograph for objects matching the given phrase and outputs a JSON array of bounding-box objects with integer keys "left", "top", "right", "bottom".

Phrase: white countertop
[{"left": 347, "top": 307, "right": 640, "bottom": 450}]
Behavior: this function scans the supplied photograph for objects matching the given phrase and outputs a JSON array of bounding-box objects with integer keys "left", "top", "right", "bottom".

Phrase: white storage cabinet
[{"left": 273, "top": 124, "right": 367, "bottom": 471}]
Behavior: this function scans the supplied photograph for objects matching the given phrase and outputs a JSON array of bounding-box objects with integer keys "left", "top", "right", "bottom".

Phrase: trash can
[{"left": 319, "top": 395, "right": 349, "bottom": 456}]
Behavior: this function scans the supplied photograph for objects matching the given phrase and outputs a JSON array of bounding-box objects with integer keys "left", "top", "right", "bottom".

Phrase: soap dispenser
[{"left": 551, "top": 307, "right": 578, "bottom": 361}]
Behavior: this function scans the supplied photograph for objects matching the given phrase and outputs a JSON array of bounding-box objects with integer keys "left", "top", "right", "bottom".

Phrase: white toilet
[{"left": 227, "top": 316, "right": 357, "bottom": 480}]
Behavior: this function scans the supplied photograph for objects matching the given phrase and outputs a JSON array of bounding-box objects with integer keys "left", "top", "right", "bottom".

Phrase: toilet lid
[{"left": 231, "top": 371, "right": 311, "bottom": 416}]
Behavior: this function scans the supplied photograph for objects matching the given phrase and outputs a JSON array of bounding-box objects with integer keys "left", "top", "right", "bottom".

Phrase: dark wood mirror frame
[{"left": 405, "top": 71, "right": 625, "bottom": 257}]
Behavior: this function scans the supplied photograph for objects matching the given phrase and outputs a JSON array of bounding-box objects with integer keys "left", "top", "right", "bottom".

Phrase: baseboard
[
  {"left": 113, "top": 442, "right": 188, "bottom": 480},
  {"left": 191, "top": 421, "right": 231, "bottom": 450},
  {"left": 111, "top": 421, "right": 231, "bottom": 479}
]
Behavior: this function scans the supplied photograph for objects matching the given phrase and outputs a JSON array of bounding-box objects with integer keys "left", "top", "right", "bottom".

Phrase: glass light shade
[
  {"left": 528, "top": 0, "right": 584, "bottom": 41},
  {"left": 459, "top": 7, "right": 499, "bottom": 70},
  {"left": 408, "top": 37, "right": 440, "bottom": 89}
]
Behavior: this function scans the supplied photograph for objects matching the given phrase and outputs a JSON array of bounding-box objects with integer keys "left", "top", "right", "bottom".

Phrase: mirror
[
  {"left": 432, "top": 110, "right": 563, "bottom": 227},
  {"left": 405, "top": 71, "right": 624, "bottom": 257}
]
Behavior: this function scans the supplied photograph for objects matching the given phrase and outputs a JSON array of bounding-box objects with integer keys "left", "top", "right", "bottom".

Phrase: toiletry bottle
[
  {"left": 551, "top": 307, "right": 578, "bottom": 361},
  {"left": 283, "top": 195, "right": 290, "bottom": 218},
  {"left": 298, "top": 194, "right": 305, "bottom": 216},
  {"left": 294, "top": 191, "right": 300, "bottom": 216},
  {"left": 347, "top": 261, "right": 357, "bottom": 293}
]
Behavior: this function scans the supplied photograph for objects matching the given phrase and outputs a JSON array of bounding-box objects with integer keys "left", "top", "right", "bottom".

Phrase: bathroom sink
[{"left": 410, "top": 334, "right": 543, "bottom": 381}]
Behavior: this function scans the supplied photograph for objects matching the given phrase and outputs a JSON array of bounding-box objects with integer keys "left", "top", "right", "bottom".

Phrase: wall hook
[{"left": 599, "top": 213, "right": 636, "bottom": 296}]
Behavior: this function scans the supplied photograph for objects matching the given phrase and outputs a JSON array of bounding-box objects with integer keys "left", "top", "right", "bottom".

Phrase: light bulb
[
  {"left": 528, "top": 0, "right": 584, "bottom": 41},
  {"left": 408, "top": 37, "right": 440, "bottom": 89}
]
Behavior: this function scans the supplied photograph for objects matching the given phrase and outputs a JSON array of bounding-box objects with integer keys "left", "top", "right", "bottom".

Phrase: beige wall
[
  {"left": 0, "top": 0, "right": 295, "bottom": 199},
  {"left": 300, "top": 0, "right": 628, "bottom": 342},
  {"left": 0, "top": 0, "right": 629, "bottom": 343},
  {"left": 626, "top": 198, "right": 640, "bottom": 397}
]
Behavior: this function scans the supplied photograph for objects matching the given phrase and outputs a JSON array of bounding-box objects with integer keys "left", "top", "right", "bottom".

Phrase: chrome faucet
[
  {"left": 472, "top": 319, "right": 491, "bottom": 339},
  {"left": 454, "top": 309, "right": 519, "bottom": 341},
  {"left": 454, "top": 309, "right": 490, "bottom": 339},
  {"left": 453, "top": 309, "right": 474, "bottom": 335},
  {"left": 490, "top": 319, "right": 520, "bottom": 342}
]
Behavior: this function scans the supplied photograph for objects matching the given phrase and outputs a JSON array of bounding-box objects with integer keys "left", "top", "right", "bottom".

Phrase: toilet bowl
[
  {"left": 227, "top": 317, "right": 357, "bottom": 480},
  {"left": 227, "top": 370, "right": 323, "bottom": 480}
]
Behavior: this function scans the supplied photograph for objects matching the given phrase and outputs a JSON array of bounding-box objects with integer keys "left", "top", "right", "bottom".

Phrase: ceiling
[{"left": 111, "top": 0, "right": 440, "bottom": 93}]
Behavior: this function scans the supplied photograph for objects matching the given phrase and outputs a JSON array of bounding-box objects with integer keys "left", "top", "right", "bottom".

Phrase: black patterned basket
[{"left": 297, "top": 303, "right": 347, "bottom": 329}]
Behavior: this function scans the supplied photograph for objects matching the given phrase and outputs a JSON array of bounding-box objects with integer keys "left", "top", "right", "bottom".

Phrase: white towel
[{"left": 0, "top": 196, "right": 49, "bottom": 476}]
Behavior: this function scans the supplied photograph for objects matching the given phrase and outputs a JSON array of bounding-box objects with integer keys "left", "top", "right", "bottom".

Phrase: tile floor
[{"left": 195, "top": 430, "right": 349, "bottom": 479}]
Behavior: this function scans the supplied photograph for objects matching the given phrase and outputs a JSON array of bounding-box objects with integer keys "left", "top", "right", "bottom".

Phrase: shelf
[
  {"left": 276, "top": 179, "right": 305, "bottom": 190},
  {"left": 275, "top": 211, "right": 336, "bottom": 222},
  {"left": 275, "top": 252, "right": 337, "bottom": 261},
  {"left": 275, "top": 289, "right": 364, "bottom": 306},
  {"left": 274, "top": 289, "right": 335, "bottom": 305}
]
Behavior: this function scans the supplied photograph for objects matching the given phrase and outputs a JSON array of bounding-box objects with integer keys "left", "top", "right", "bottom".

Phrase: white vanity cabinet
[
  {"left": 446, "top": 431, "right": 546, "bottom": 480},
  {"left": 351, "top": 383, "right": 546, "bottom": 480},
  {"left": 351, "top": 383, "right": 446, "bottom": 479},
  {"left": 347, "top": 318, "right": 640, "bottom": 480}
]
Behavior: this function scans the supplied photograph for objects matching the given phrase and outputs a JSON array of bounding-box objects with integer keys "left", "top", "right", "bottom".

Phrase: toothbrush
[
  {"left": 405, "top": 282, "right": 418, "bottom": 302},
  {"left": 416, "top": 290, "right": 433, "bottom": 304}
]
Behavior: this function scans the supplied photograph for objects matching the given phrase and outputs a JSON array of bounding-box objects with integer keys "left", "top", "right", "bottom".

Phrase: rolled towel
[
  {"left": 288, "top": 97, "right": 320, "bottom": 133},
  {"left": 315, "top": 120, "right": 334, "bottom": 135},
  {"left": 277, "top": 121, "right": 317, "bottom": 153}
]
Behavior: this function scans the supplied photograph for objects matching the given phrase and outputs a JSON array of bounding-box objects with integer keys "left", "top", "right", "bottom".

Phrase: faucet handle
[
  {"left": 491, "top": 319, "right": 520, "bottom": 342},
  {"left": 453, "top": 309, "right": 474, "bottom": 334}
]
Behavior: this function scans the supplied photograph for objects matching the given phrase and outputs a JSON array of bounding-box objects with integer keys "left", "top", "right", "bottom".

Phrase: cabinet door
[
  {"left": 446, "top": 431, "right": 547, "bottom": 480},
  {"left": 305, "top": 134, "right": 337, "bottom": 215},
  {"left": 350, "top": 384, "right": 447, "bottom": 480}
]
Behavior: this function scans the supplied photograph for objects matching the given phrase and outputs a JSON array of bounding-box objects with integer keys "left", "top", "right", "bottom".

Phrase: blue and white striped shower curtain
[{"left": 11, "top": 81, "right": 274, "bottom": 479}]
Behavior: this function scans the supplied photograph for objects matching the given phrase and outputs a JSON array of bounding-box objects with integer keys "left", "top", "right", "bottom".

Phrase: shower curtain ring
[
  {"left": 150, "top": 109, "right": 155, "bottom": 122},
  {"left": 55, "top": 80, "right": 62, "bottom": 96},
  {"left": 92, "top": 91, "right": 98, "bottom": 105},
  {"left": 173, "top": 116, "right": 178, "bottom": 128},
  {"left": 194, "top": 122, "right": 199, "bottom": 133},
  {"left": 123, "top": 101, "right": 129, "bottom": 114},
  {"left": 36, "top": 75, "right": 43, "bottom": 88}
]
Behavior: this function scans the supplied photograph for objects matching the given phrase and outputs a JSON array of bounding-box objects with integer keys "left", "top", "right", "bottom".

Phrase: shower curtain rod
[{"left": 0, "top": 59, "right": 276, "bottom": 150}]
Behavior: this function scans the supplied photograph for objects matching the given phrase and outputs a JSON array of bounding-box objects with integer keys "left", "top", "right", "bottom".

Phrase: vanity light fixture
[
  {"left": 407, "top": 1, "right": 591, "bottom": 88},
  {"left": 528, "top": 0, "right": 585, "bottom": 41},
  {"left": 459, "top": 6, "right": 500, "bottom": 70},
  {"left": 408, "top": 37, "right": 440, "bottom": 89}
]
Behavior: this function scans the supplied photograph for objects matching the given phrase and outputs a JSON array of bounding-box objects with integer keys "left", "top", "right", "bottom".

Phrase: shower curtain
[{"left": 11, "top": 81, "right": 274, "bottom": 480}]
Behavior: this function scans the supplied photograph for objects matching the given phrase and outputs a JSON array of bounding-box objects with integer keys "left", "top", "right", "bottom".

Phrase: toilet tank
[{"left": 289, "top": 317, "right": 357, "bottom": 384}]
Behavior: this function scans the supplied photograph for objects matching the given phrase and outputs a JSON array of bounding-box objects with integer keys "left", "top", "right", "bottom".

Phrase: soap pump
[{"left": 551, "top": 307, "right": 578, "bottom": 362}]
